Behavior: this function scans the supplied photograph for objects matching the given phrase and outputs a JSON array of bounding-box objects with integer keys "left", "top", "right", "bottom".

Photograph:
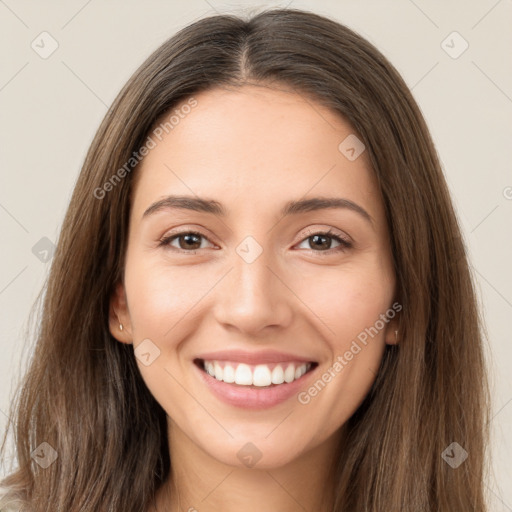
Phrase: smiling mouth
[{"left": 193, "top": 358, "right": 318, "bottom": 387}]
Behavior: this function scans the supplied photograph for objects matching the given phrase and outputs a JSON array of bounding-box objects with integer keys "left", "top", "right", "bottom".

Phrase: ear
[
  {"left": 383, "top": 311, "right": 400, "bottom": 346},
  {"left": 109, "top": 281, "right": 133, "bottom": 344}
]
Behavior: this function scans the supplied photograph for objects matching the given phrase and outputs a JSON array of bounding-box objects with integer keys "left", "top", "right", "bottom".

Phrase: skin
[{"left": 109, "top": 84, "right": 399, "bottom": 512}]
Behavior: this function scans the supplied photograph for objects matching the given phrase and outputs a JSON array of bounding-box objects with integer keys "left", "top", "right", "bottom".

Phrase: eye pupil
[
  {"left": 180, "top": 234, "right": 201, "bottom": 250},
  {"left": 310, "top": 234, "right": 330, "bottom": 250}
]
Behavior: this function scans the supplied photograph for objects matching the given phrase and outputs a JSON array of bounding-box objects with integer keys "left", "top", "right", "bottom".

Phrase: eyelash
[{"left": 158, "top": 228, "right": 352, "bottom": 255}]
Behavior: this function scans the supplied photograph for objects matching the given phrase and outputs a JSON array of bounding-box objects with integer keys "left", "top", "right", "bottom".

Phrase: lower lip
[{"left": 194, "top": 361, "right": 318, "bottom": 410}]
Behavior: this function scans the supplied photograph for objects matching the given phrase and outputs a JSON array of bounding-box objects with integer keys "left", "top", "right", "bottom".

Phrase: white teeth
[
  {"left": 206, "top": 361, "right": 215, "bottom": 377},
  {"left": 202, "top": 360, "right": 312, "bottom": 386},
  {"left": 222, "top": 364, "right": 235, "bottom": 383},
  {"left": 214, "top": 362, "right": 223, "bottom": 381},
  {"left": 284, "top": 364, "right": 296, "bottom": 383},
  {"left": 295, "top": 364, "right": 307, "bottom": 379},
  {"left": 253, "top": 365, "right": 272, "bottom": 387},
  {"left": 271, "top": 365, "right": 285, "bottom": 384},
  {"left": 234, "top": 363, "right": 253, "bottom": 385}
]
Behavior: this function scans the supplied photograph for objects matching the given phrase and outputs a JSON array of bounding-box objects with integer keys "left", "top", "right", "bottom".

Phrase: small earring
[
  {"left": 394, "top": 330, "right": 398, "bottom": 342},
  {"left": 119, "top": 323, "right": 123, "bottom": 331}
]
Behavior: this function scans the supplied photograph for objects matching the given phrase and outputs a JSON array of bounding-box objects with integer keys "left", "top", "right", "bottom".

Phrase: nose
[{"left": 212, "top": 244, "right": 294, "bottom": 336}]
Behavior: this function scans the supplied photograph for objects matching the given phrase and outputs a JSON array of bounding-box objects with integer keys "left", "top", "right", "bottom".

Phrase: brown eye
[
  {"left": 159, "top": 230, "right": 213, "bottom": 252},
  {"left": 309, "top": 234, "right": 334, "bottom": 250},
  {"left": 177, "top": 233, "right": 202, "bottom": 250},
  {"left": 297, "top": 230, "right": 352, "bottom": 253}
]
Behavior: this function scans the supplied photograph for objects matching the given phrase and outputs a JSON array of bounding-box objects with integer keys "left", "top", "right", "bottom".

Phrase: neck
[{"left": 153, "top": 418, "right": 343, "bottom": 512}]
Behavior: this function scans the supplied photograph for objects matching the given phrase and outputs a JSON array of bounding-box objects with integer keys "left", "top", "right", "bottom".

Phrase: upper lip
[{"left": 195, "top": 350, "right": 317, "bottom": 365}]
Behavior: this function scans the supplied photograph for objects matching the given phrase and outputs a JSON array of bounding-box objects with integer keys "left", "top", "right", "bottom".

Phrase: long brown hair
[{"left": 0, "top": 8, "right": 490, "bottom": 511}]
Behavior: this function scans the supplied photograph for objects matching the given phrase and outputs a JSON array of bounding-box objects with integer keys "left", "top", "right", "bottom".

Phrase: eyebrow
[{"left": 142, "top": 195, "right": 374, "bottom": 225}]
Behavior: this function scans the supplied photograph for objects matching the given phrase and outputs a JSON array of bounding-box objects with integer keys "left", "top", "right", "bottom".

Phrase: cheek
[
  {"left": 123, "top": 258, "right": 207, "bottom": 407},
  {"left": 290, "top": 264, "right": 394, "bottom": 433},
  {"left": 124, "top": 256, "right": 206, "bottom": 341},
  {"left": 294, "top": 262, "right": 395, "bottom": 345}
]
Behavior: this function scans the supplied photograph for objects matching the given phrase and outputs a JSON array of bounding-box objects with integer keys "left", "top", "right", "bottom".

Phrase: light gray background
[{"left": 1, "top": 0, "right": 511, "bottom": 509}]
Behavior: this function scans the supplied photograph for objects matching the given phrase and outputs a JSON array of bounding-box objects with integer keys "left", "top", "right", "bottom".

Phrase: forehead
[{"left": 131, "top": 85, "right": 384, "bottom": 226}]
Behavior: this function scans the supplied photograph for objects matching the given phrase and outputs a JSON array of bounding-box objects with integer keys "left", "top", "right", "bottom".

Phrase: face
[{"left": 110, "top": 84, "right": 398, "bottom": 469}]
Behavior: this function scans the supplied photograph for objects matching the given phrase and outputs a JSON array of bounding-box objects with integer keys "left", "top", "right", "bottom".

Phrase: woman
[{"left": 0, "top": 8, "right": 490, "bottom": 511}]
